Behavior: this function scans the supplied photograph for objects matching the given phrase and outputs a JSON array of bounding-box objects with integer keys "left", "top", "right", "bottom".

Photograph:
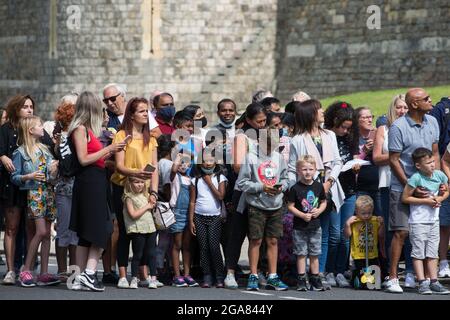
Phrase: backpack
[{"left": 57, "top": 129, "right": 88, "bottom": 177}]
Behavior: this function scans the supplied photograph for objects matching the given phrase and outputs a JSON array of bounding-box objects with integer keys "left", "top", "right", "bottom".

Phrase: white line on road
[
  {"left": 279, "top": 296, "right": 311, "bottom": 300},
  {"left": 241, "top": 291, "right": 274, "bottom": 296}
]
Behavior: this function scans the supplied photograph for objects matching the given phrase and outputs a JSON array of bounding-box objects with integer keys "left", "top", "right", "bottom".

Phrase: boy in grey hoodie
[{"left": 237, "top": 129, "right": 289, "bottom": 291}]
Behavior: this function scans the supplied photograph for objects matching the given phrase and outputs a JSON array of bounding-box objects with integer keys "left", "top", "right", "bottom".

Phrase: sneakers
[
  {"left": 102, "top": 271, "right": 119, "bottom": 284},
  {"left": 216, "top": 280, "right": 225, "bottom": 288},
  {"left": 296, "top": 275, "right": 308, "bottom": 291},
  {"left": 0, "top": 256, "right": 5, "bottom": 266},
  {"left": 172, "top": 276, "right": 188, "bottom": 287},
  {"left": 79, "top": 272, "right": 105, "bottom": 292},
  {"left": 418, "top": 280, "right": 432, "bottom": 295},
  {"left": 19, "top": 271, "right": 36, "bottom": 287},
  {"left": 155, "top": 279, "right": 164, "bottom": 288},
  {"left": 309, "top": 275, "right": 325, "bottom": 291},
  {"left": 117, "top": 277, "right": 130, "bottom": 289},
  {"left": 325, "top": 273, "right": 337, "bottom": 287},
  {"left": 439, "top": 264, "right": 450, "bottom": 278},
  {"left": 246, "top": 274, "right": 259, "bottom": 291},
  {"left": 201, "top": 274, "right": 212, "bottom": 288},
  {"left": 129, "top": 277, "right": 138, "bottom": 289},
  {"left": 2, "top": 271, "right": 16, "bottom": 285},
  {"left": 319, "top": 273, "right": 331, "bottom": 290},
  {"left": 258, "top": 272, "right": 267, "bottom": 287},
  {"left": 266, "top": 275, "right": 288, "bottom": 291},
  {"left": 184, "top": 275, "right": 199, "bottom": 287},
  {"left": 430, "top": 280, "right": 450, "bottom": 295},
  {"left": 384, "top": 278, "right": 403, "bottom": 293},
  {"left": 224, "top": 273, "right": 238, "bottom": 289},
  {"left": 138, "top": 277, "right": 149, "bottom": 287},
  {"left": 335, "top": 273, "right": 351, "bottom": 288},
  {"left": 148, "top": 279, "right": 158, "bottom": 289},
  {"left": 36, "top": 273, "right": 61, "bottom": 286},
  {"left": 404, "top": 273, "right": 416, "bottom": 289}
]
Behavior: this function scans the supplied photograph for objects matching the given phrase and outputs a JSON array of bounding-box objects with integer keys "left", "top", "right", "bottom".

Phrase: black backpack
[{"left": 57, "top": 129, "right": 88, "bottom": 177}]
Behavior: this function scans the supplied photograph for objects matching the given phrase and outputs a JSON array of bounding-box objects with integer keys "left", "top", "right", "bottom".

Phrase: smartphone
[
  {"left": 273, "top": 184, "right": 282, "bottom": 189},
  {"left": 144, "top": 163, "right": 156, "bottom": 173},
  {"left": 123, "top": 135, "right": 132, "bottom": 144}
]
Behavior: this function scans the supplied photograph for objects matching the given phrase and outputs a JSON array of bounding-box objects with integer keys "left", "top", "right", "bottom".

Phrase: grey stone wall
[
  {"left": 1, "top": 0, "right": 449, "bottom": 121},
  {"left": 0, "top": 0, "right": 277, "bottom": 121},
  {"left": 275, "top": 0, "right": 450, "bottom": 102}
]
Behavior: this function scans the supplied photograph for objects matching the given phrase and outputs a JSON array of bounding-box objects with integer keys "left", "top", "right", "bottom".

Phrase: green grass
[{"left": 320, "top": 85, "right": 450, "bottom": 117}]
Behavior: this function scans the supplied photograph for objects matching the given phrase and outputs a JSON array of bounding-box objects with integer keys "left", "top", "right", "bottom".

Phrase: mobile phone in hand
[
  {"left": 273, "top": 184, "right": 282, "bottom": 189},
  {"left": 144, "top": 163, "right": 156, "bottom": 173},
  {"left": 123, "top": 135, "right": 132, "bottom": 144}
]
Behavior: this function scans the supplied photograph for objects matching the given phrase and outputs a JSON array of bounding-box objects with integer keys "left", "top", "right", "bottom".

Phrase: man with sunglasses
[{"left": 385, "top": 88, "right": 440, "bottom": 293}]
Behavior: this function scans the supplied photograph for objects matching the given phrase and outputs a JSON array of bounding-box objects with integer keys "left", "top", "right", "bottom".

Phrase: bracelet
[{"left": 150, "top": 191, "right": 158, "bottom": 199}]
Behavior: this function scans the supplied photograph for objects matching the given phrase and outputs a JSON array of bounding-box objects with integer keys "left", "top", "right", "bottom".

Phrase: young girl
[
  {"left": 189, "top": 148, "right": 227, "bottom": 288},
  {"left": 11, "top": 116, "right": 60, "bottom": 287},
  {"left": 122, "top": 177, "right": 159, "bottom": 289},
  {"left": 169, "top": 151, "right": 198, "bottom": 287}
]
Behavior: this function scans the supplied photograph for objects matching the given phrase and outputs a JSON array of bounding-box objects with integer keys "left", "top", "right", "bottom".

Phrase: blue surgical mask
[
  {"left": 157, "top": 106, "right": 176, "bottom": 122},
  {"left": 201, "top": 167, "right": 215, "bottom": 175},
  {"left": 279, "top": 127, "right": 288, "bottom": 137}
]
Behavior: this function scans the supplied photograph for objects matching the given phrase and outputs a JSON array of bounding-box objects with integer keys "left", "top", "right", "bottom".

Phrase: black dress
[{"left": 69, "top": 132, "right": 112, "bottom": 249}]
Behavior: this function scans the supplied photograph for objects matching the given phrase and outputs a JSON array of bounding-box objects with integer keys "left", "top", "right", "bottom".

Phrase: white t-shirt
[
  {"left": 148, "top": 111, "right": 158, "bottom": 130},
  {"left": 169, "top": 173, "right": 191, "bottom": 208},
  {"left": 158, "top": 158, "right": 173, "bottom": 193},
  {"left": 409, "top": 203, "right": 439, "bottom": 224},
  {"left": 191, "top": 174, "right": 227, "bottom": 216}
]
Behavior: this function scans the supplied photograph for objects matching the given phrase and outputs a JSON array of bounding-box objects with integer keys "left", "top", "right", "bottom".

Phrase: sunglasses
[
  {"left": 103, "top": 93, "right": 121, "bottom": 104},
  {"left": 416, "top": 95, "right": 431, "bottom": 103}
]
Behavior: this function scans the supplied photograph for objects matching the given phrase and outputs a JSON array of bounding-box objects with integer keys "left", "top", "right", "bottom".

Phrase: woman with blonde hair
[{"left": 68, "top": 91, "right": 126, "bottom": 292}]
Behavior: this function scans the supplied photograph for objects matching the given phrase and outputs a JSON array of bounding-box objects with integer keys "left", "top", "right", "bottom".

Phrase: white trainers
[
  {"left": 2, "top": 271, "right": 16, "bottom": 285},
  {"left": 439, "top": 265, "right": 450, "bottom": 278},
  {"left": 148, "top": 279, "right": 158, "bottom": 289},
  {"left": 224, "top": 273, "right": 238, "bottom": 289},
  {"left": 325, "top": 273, "right": 337, "bottom": 287},
  {"left": 404, "top": 273, "right": 416, "bottom": 289},
  {"left": 384, "top": 278, "right": 403, "bottom": 293},
  {"left": 155, "top": 279, "right": 164, "bottom": 287},
  {"left": 129, "top": 277, "right": 138, "bottom": 289},
  {"left": 117, "top": 277, "right": 130, "bottom": 289},
  {"left": 335, "top": 273, "right": 350, "bottom": 288}
]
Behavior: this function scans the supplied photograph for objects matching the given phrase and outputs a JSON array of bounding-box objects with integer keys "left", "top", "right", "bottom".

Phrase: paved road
[{"left": 1, "top": 257, "right": 450, "bottom": 300}]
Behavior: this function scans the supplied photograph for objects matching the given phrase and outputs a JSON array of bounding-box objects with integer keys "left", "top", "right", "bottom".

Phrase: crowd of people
[{"left": 1, "top": 84, "right": 450, "bottom": 295}]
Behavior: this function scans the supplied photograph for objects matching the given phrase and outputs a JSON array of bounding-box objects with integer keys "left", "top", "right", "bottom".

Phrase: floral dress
[{"left": 27, "top": 152, "right": 56, "bottom": 221}]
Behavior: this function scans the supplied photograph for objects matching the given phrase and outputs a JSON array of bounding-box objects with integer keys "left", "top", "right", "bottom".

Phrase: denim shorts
[
  {"left": 169, "top": 208, "right": 188, "bottom": 233},
  {"left": 439, "top": 198, "right": 450, "bottom": 226}
]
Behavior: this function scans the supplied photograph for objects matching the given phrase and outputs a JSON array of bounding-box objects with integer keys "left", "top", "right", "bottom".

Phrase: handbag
[{"left": 152, "top": 202, "right": 176, "bottom": 230}]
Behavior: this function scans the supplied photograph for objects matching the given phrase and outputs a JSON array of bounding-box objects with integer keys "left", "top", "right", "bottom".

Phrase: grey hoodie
[{"left": 237, "top": 149, "right": 288, "bottom": 211}]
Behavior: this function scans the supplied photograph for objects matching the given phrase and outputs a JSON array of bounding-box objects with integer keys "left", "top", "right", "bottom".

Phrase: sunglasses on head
[{"left": 103, "top": 93, "right": 121, "bottom": 104}]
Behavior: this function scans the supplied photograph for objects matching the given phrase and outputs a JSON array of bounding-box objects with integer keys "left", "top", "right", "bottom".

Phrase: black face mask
[{"left": 199, "top": 117, "right": 207, "bottom": 128}]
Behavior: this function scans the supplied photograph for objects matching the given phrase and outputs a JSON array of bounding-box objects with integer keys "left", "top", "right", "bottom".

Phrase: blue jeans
[
  {"left": 326, "top": 195, "right": 356, "bottom": 274},
  {"left": 319, "top": 208, "right": 336, "bottom": 274}
]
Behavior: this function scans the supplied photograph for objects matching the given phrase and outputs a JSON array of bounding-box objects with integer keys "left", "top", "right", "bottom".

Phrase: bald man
[{"left": 385, "top": 88, "right": 440, "bottom": 293}]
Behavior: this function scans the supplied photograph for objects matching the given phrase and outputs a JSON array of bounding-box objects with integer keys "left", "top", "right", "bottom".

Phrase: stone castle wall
[
  {"left": 275, "top": 0, "right": 450, "bottom": 102},
  {"left": 1, "top": 0, "right": 449, "bottom": 120}
]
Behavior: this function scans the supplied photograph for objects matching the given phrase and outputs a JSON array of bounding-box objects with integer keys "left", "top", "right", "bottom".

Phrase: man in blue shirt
[{"left": 385, "top": 88, "right": 440, "bottom": 294}]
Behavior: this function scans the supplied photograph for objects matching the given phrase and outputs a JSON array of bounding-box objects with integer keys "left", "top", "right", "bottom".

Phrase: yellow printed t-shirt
[
  {"left": 110, "top": 130, "right": 158, "bottom": 186},
  {"left": 350, "top": 216, "right": 379, "bottom": 260}
]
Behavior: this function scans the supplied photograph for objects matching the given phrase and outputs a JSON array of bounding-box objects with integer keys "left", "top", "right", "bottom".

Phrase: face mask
[
  {"left": 199, "top": 117, "right": 208, "bottom": 128},
  {"left": 201, "top": 167, "right": 215, "bottom": 175},
  {"left": 279, "top": 127, "right": 288, "bottom": 137},
  {"left": 219, "top": 117, "right": 235, "bottom": 128},
  {"left": 157, "top": 106, "right": 176, "bottom": 122}
]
